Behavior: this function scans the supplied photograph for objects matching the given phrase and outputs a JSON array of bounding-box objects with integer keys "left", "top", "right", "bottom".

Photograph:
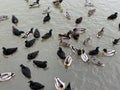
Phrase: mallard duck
[
  {"left": 83, "top": 37, "right": 91, "bottom": 45},
  {"left": 102, "top": 48, "right": 116, "bottom": 56},
  {"left": 81, "top": 49, "right": 89, "bottom": 62},
  {"left": 59, "top": 38, "right": 70, "bottom": 47},
  {"left": 72, "top": 28, "right": 86, "bottom": 34},
  {"left": 42, "top": 7, "right": 51, "bottom": 14},
  {"left": 64, "top": 55, "right": 73, "bottom": 68},
  {"left": 112, "top": 38, "right": 120, "bottom": 45},
  {"left": 88, "top": 9, "right": 96, "bottom": 17},
  {"left": 58, "top": 30, "right": 71, "bottom": 39},
  {"left": 96, "top": 27, "right": 104, "bottom": 38},
  {"left": 54, "top": 77, "right": 65, "bottom": 90},
  {"left": 29, "top": 0, "right": 40, "bottom": 8}
]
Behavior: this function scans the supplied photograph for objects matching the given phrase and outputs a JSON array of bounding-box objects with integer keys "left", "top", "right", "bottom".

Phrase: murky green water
[{"left": 0, "top": 0, "right": 120, "bottom": 90}]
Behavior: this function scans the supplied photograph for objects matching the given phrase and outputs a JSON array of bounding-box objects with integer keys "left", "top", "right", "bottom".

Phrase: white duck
[
  {"left": 64, "top": 55, "right": 73, "bottom": 68},
  {"left": 54, "top": 77, "right": 65, "bottom": 90},
  {"left": 0, "top": 72, "right": 15, "bottom": 82},
  {"left": 102, "top": 48, "right": 116, "bottom": 57}
]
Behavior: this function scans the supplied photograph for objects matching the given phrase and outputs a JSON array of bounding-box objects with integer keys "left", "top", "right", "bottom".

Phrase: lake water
[{"left": 0, "top": 0, "right": 120, "bottom": 90}]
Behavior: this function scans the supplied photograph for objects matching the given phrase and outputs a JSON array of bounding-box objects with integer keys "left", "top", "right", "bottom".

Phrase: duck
[
  {"left": 20, "top": 64, "right": 31, "bottom": 79},
  {"left": 22, "top": 28, "right": 33, "bottom": 38},
  {"left": 96, "top": 27, "right": 104, "bottom": 38},
  {"left": 29, "top": 0, "right": 40, "bottom": 8},
  {"left": 11, "top": 15, "right": 18, "bottom": 26},
  {"left": 80, "top": 49, "right": 89, "bottom": 62},
  {"left": 84, "top": 0, "right": 94, "bottom": 7},
  {"left": 64, "top": 11, "right": 71, "bottom": 20},
  {"left": 25, "top": 38, "right": 36, "bottom": 48},
  {"left": 33, "top": 60, "right": 47, "bottom": 69},
  {"left": 58, "top": 30, "right": 71, "bottom": 39},
  {"left": 83, "top": 37, "right": 91, "bottom": 45},
  {"left": 75, "top": 17, "right": 83, "bottom": 24},
  {"left": 54, "top": 77, "right": 65, "bottom": 90},
  {"left": 112, "top": 38, "right": 120, "bottom": 45},
  {"left": 0, "top": 15, "right": 8, "bottom": 21},
  {"left": 42, "top": 7, "right": 51, "bottom": 14},
  {"left": 64, "top": 55, "right": 73, "bottom": 68},
  {"left": 33, "top": 29, "right": 40, "bottom": 38},
  {"left": 107, "top": 12, "right": 118, "bottom": 20},
  {"left": 2, "top": 47, "right": 18, "bottom": 55},
  {"left": 59, "top": 38, "right": 70, "bottom": 47},
  {"left": 28, "top": 80, "right": 45, "bottom": 90},
  {"left": 88, "top": 47, "right": 99, "bottom": 56},
  {"left": 88, "top": 9, "right": 96, "bottom": 17},
  {"left": 70, "top": 45, "right": 78, "bottom": 55},
  {"left": 12, "top": 26, "right": 24, "bottom": 36},
  {"left": 57, "top": 47, "right": 66, "bottom": 60},
  {"left": 71, "top": 33, "right": 79, "bottom": 40},
  {"left": 72, "top": 28, "right": 86, "bottom": 34},
  {"left": 53, "top": 0, "right": 63, "bottom": 6},
  {"left": 43, "top": 13, "right": 51, "bottom": 23},
  {"left": 102, "top": 48, "right": 116, "bottom": 57},
  {"left": 65, "top": 82, "right": 71, "bottom": 90},
  {"left": 0, "top": 72, "right": 15, "bottom": 82},
  {"left": 41, "top": 29, "right": 52, "bottom": 40},
  {"left": 27, "top": 51, "right": 39, "bottom": 60},
  {"left": 90, "top": 56, "right": 105, "bottom": 66}
]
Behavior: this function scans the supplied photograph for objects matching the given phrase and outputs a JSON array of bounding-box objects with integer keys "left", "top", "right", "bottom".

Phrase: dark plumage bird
[
  {"left": 57, "top": 47, "right": 66, "bottom": 59},
  {"left": 112, "top": 38, "right": 120, "bottom": 45},
  {"left": 33, "top": 60, "right": 47, "bottom": 68},
  {"left": 59, "top": 0, "right": 63, "bottom": 3},
  {"left": 43, "top": 13, "right": 51, "bottom": 23},
  {"left": 2, "top": 47, "right": 18, "bottom": 55},
  {"left": 65, "top": 82, "right": 71, "bottom": 90},
  {"left": 89, "top": 47, "right": 99, "bottom": 56},
  {"left": 34, "top": 29, "right": 40, "bottom": 38},
  {"left": 12, "top": 26, "right": 24, "bottom": 36},
  {"left": 41, "top": 29, "right": 52, "bottom": 40},
  {"left": 72, "top": 34, "right": 79, "bottom": 40},
  {"left": 20, "top": 64, "right": 31, "bottom": 79},
  {"left": 28, "top": 80, "right": 45, "bottom": 90},
  {"left": 12, "top": 15, "right": 18, "bottom": 25},
  {"left": 25, "top": 39, "right": 36, "bottom": 48},
  {"left": 107, "top": 12, "right": 118, "bottom": 20},
  {"left": 75, "top": 17, "right": 83, "bottom": 24},
  {"left": 27, "top": 51, "right": 39, "bottom": 60}
]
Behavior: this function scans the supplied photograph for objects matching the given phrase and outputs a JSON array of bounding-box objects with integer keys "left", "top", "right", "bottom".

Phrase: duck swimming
[
  {"left": 58, "top": 30, "right": 71, "bottom": 39},
  {"left": 64, "top": 11, "right": 71, "bottom": 20},
  {"left": 20, "top": 64, "right": 31, "bottom": 79},
  {"left": 88, "top": 9, "right": 96, "bottom": 17},
  {"left": 12, "top": 15, "right": 18, "bottom": 26},
  {"left": 12, "top": 26, "right": 24, "bottom": 36},
  {"left": 33, "top": 28, "right": 40, "bottom": 38},
  {"left": 0, "top": 15, "right": 8, "bottom": 21},
  {"left": 88, "top": 47, "right": 99, "bottom": 56},
  {"left": 53, "top": 0, "right": 63, "bottom": 6},
  {"left": 25, "top": 38, "right": 36, "bottom": 48},
  {"left": 57, "top": 47, "right": 66, "bottom": 59},
  {"left": 59, "top": 38, "right": 70, "bottom": 47},
  {"left": 41, "top": 29, "right": 52, "bottom": 40},
  {"left": 83, "top": 37, "right": 91, "bottom": 45},
  {"left": 112, "top": 38, "right": 120, "bottom": 45},
  {"left": 96, "top": 27, "right": 104, "bottom": 38},
  {"left": 43, "top": 13, "right": 51, "bottom": 23},
  {"left": 27, "top": 51, "right": 39, "bottom": 60},
  {"left": 75, "top": 17, "right": 83, "bottom": 24},
  {"left": 54, "top": 77, "right": 65, "bottom": 90},
  {"left": 28, "top": 80, "right": 45, "bottom": 90},
  {"left": 42, "top": 7, "right": 51, "bottom": 14},
  {"left": 64, "top": 55, "right": 73, "bottom": 68},
  {"left": 33, "top": 60, "right": 47, "bottom": 69},
  {"left": 2, "top": 47, "right": 18, "bottom": 55},
  {"left": 107, "top": 12, "right": 118, "bottom": 20},
  {"left": 72, "top": 28, "right": 86, "bottom": 34},
  {"left": 102, "top": 48, "right": 116, "bottom": 57},
  {"left": 29, "top": 0, "right": 40, "bottom": 8}
]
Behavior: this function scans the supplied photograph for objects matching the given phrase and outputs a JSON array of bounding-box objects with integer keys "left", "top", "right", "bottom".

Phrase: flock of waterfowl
[{"left": 0, "top": 0, "right": 120, "bottom": 90}]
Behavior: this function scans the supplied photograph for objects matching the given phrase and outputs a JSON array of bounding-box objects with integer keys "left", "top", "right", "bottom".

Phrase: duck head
[
  {"left": 96, "top": 47, "right": 99, "bottom": 50},
  {"left": 115, "top": 12, "right": 118, "bottom": 15},
  {"left": 28, "top": 80, "right": 33, "bottom": 83},
  {"left": 103, "top": 48, "right": 107, "bottom": 53},
  {"left": 2, "top": 47, "right": 6, "bottom": 50},
  {"left": 20, "top": 64, "right": 25, "bottom": 68}
]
